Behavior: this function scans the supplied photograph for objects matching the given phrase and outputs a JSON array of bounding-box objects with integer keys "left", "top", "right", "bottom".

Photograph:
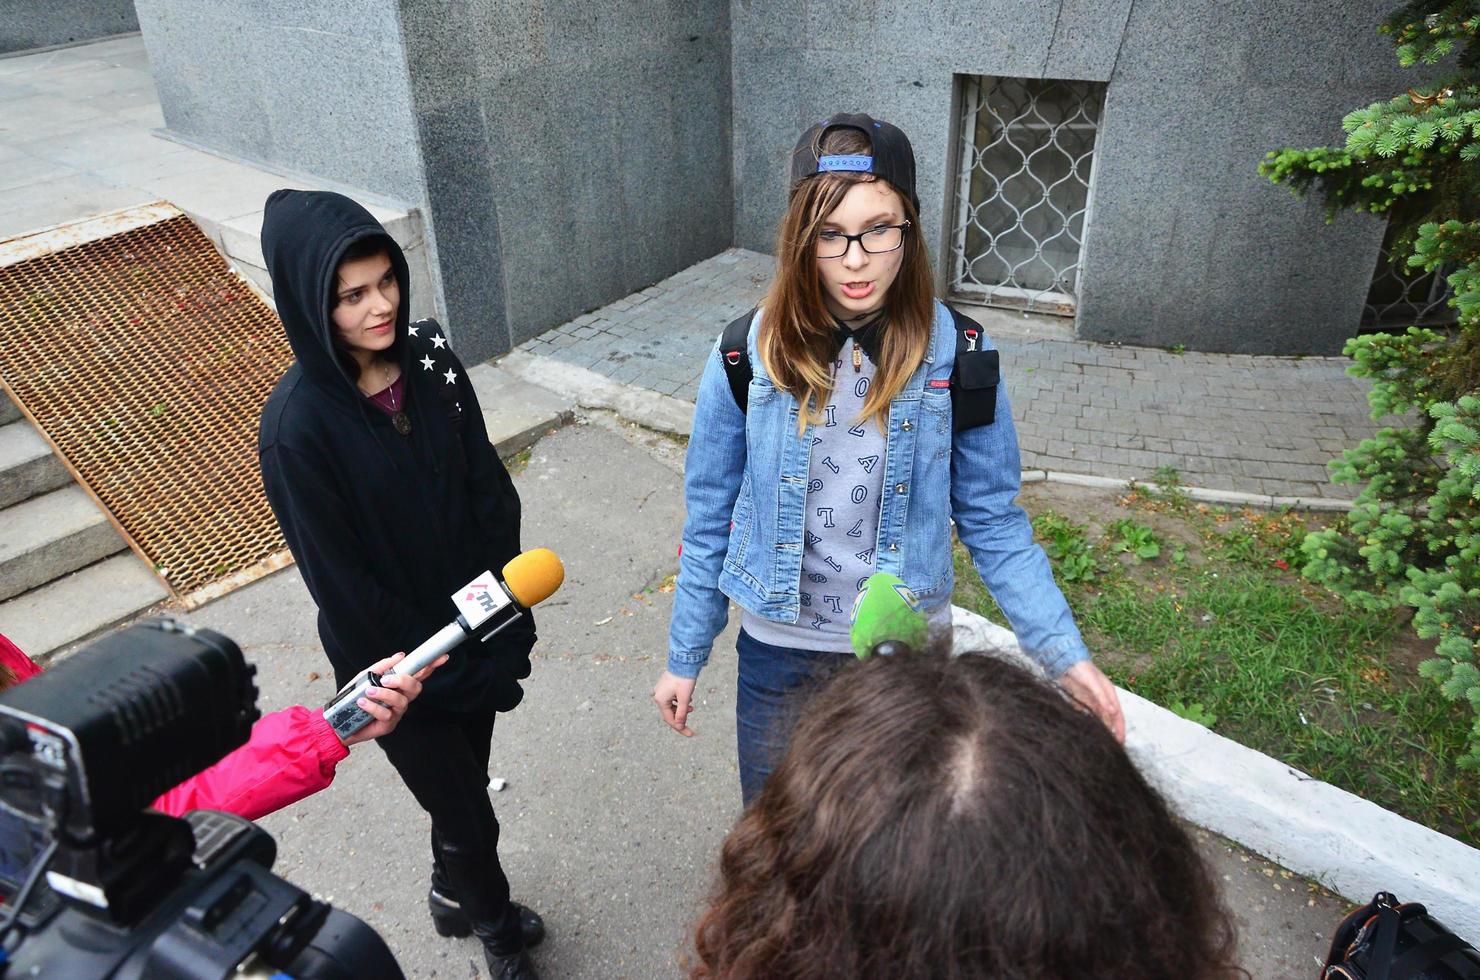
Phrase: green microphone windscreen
[{"left": 849, "top": 572, "right": 928, "bottom": 659}]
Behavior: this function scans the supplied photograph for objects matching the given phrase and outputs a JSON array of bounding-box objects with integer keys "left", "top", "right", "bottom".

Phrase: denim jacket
[{"left": 668, "top": 300, "right": 1089, "bottom": 680}]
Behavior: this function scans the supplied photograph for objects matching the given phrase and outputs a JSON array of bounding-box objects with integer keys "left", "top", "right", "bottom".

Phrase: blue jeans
[{"left": 735, "top": 629, "right": 854, "bottom": 806}]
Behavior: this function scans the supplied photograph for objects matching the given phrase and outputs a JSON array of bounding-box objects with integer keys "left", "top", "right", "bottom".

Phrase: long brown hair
[
  {"left": 758, "top": 127, "right": 935, "bottom": 432},
  {"left": 692, "top": 650, "right": 1245, "bottom": 980}
]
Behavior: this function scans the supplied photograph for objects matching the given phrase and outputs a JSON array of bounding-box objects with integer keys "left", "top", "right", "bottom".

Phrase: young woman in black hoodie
[{"left": 258, "top": 190, "right": 543, "bottom": 980}]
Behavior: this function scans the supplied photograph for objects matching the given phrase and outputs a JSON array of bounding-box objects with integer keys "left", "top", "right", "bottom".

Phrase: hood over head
[{"left": 261, "top": 190, "right": 412, "bottom": 396}]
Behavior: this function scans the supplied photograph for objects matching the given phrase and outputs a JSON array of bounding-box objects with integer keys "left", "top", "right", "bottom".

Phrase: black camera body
[{"left": 0, "top": 619, "right": 402, "bottom": 978}]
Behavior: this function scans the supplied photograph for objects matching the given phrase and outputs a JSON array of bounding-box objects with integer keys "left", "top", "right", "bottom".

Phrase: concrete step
[
  {"left": 0, "top": 392, "right": 19, "bottom": 427},
  {"left": 0, "top": 420, "right": 70, "bottom": 509},
  {"left": 0, "top": 485, "right": 127, "bottom": 601},
  {"left": 214, "top": 203, "right": 443, "bottom": 324},
  {"left": 467, "top": 363, "right": 574, "bottom": 459},
  {"left": 0, "top": 554, "right": 168, "bottom": 663}
]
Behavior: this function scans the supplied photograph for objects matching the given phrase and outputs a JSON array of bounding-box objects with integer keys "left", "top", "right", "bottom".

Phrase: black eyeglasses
[{"left": 816, "top": 221, "right": 911, "bottom": 259}]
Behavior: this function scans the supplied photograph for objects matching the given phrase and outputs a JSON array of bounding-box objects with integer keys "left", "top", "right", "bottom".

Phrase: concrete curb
[
  {"left": 497, "top": 351, "right": 695, "bottom": 439},
  {"left": 950, "top": 606, "right": 1480, "bottom": 937},
  {"left": 1021, "top": 468, "right": 1355, "bottom": 513}
]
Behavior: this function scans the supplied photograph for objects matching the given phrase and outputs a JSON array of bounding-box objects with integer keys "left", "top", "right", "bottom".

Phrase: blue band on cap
[{"left": 817, "top": 154, "right": 874, "bottom": 174}]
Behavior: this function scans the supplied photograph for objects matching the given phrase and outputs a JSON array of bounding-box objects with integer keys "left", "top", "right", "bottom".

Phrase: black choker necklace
[{"left": 831, "top": 313, "right": 886, "bottom": 365}]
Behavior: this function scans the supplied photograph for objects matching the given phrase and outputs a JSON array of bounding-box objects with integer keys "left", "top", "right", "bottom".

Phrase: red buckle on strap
[{"left": 725, "top": 350, "right": 743, "bottom": 365}]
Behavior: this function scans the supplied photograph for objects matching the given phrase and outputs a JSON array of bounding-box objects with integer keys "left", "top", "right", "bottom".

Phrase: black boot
[
  {"left": 484, "top": 944, "right": 540, "bottom": 980},
  {"left": 469, "top": 907, "right": 539, "bottom": 980},
  {"left": 430, "top": 828, "right": 545, "bottom": 946},
  {"left": 430, "top": 888, "right": 545, "bottom": 947},
  {"left": 435, "top": 834, "right": 543, "bottom": 978}
]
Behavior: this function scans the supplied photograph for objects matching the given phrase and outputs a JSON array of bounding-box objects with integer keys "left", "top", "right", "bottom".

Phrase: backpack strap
[
  {"left": 949, "top": 304, "right": 983, "bottom": 356},
  {"left": 719, "top": 308, "right": 756, "bottom": 414},
  {"left": 945, "top": 304, "right": 999, "bottom": 432}
]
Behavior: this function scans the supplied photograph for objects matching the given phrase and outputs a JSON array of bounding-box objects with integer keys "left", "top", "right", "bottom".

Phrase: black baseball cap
[{"left": 789, "top": 112, "right": 919, "bottom": 212}]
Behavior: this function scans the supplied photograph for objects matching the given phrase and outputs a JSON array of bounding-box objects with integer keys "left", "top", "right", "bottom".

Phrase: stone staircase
[{"left": 0, "top": 391, "right": 167, "bottom": 662}]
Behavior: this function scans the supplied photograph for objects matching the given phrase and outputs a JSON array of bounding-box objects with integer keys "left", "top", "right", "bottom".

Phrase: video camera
[{"left": 0, "top": 618, "right": 402, "bottom": 978}]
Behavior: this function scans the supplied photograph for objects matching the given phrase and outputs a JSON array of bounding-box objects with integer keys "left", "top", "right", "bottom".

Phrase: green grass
[
  {"left": 504, "top": 447, "right": 534, "bottom": 476},
  {"left": 951, "top": 481, "right": 1480, "bottom": 845}
]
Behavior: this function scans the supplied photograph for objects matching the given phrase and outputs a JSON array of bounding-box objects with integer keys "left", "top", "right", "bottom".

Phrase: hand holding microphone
[
  {"left": 336, "top": 650, "right": 449, "bottom": 747},
  {"left": 324, "top": 548, "right": 565, "bottom": 740}
]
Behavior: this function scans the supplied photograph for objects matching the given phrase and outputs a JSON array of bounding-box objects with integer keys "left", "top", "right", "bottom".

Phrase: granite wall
[
  {"left": 134, "top": 0, "right": 731, "bottom": 359},
  {"left": 730, "top": 0, "right": 1419, "bottom": 354},
  {"left": 131, "top": 0, "right": 425, "bottom": 206},
  {"left": 0, "top": 0, "right": 138, "bottom": 54},
  {"left": 398, "top": 0, "right": 733, "bottom": 352}
]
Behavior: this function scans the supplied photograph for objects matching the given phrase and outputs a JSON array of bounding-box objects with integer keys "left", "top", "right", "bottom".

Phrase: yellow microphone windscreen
[{"left": 501, "top": 548, "right": 564, "bottom": 607}]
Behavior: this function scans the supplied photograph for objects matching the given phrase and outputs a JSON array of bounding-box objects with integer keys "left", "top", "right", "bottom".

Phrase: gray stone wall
[
  {"left": 0, "top": 0, "right": 138, "bottom": 54},
  {"left": 399, "top": 0, "right": 733, "bottom": 354},
  {"left": 135, "top": 0, "right": 731, "bottom": 360},
  {"left": 132, "top": 0, "right": 425, "bottom": 208},
  {"left": 730, "top": 0, "right": 1419, "bottom": 355}
]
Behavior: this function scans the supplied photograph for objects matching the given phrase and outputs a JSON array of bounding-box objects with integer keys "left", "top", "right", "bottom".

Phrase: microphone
[
  {"left": 322, "top": 548, "right": 565, "bottom": 739},
  {"left": 849, "top": 572, "right": 927, "bottom": 660}
]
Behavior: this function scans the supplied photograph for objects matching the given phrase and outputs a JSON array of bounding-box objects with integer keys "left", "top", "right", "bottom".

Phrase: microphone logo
[{"left": 452, "top": 573, "right": 513, "bottom": 629}]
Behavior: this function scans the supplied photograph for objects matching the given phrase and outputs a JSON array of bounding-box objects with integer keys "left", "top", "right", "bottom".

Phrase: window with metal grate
[
  {"left": 1362, "top": 219, "right": 1457, "bottom": 332},
  {"left": 949, "top": 75, "right": 1106, "bottom": 317}
]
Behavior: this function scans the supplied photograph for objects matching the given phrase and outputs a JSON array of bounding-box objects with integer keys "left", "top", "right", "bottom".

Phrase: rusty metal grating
[{"left": 0, "top": 203, "right": 293, "bottom": 606}]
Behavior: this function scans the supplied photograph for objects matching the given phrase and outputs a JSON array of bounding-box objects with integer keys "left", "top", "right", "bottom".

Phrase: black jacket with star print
[{"left": 257, "top": 190, "right": 533, "bottom": 714}]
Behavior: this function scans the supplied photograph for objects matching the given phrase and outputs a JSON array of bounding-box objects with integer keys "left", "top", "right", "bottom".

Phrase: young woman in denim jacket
[{"left": 652, "top": 114, "right": 1123, "bottom": 804}]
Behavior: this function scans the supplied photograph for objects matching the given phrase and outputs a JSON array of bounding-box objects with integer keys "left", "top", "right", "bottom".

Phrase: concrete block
[
  {"left": 498, "top": 350, "right": 696, "bottom": 438},
  {"left": 466, "top": 362, "right": 573, "bottom": 459},
  {"left": 0, "top": 421, "right": 70, "bottom": 509},
  {"left": 218, "top": 210, "right": 266, "bottom": 269},
  {"left": 0, "top": 553, "right": 167, "bottom": 662},
  {"left": 0, "top": 394, "right": 19, "bottom": 427},
  {"left": 0, "top": 485, "right": 126, "bottom": 600}
]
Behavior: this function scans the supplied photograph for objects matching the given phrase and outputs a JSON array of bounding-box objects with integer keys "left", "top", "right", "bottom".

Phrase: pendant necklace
[{"left": 384, "top": 362, "right": 412, "bottom": 437}]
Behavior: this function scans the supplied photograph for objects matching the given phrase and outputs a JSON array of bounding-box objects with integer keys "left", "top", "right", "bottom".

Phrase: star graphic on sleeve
[
  {"left": 443, "top": 367, "right": 458, "bottom": 385},
  {"left": 431, "top": 334, "right": 447, "bottom": 350},
  {"left": 408, "top": 324, "right": 420, "bottom": 337},
  {"left": 420, "top": 355, "right": 435, "bottom": 371}
]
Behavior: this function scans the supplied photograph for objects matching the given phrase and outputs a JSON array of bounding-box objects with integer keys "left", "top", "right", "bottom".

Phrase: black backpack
[
  {"left": 1323, "top": 892, "right": 1480, "bottom": 979},
  {"left": 716, "top": 306, "right": 1000, "bottom": 433}
]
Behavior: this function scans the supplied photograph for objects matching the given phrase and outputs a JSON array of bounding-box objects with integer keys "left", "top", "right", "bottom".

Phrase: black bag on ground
[{"left": 1323, "top": 892, "right": 1480, "bottom": 979}]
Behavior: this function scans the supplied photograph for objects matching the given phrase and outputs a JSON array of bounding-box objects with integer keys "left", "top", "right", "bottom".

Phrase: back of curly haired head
[{"left": 692, "top": 650, "right": 1244, "bottom": 980}]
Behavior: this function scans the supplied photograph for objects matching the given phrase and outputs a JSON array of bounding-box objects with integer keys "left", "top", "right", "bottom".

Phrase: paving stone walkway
[{"left": 517, "top": 249, "right": 1381, "bottom": 500}]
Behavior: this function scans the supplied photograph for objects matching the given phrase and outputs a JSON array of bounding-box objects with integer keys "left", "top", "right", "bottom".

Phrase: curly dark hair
[{"left": 692, "top": 650, "right": 1245, "bottom": 980}]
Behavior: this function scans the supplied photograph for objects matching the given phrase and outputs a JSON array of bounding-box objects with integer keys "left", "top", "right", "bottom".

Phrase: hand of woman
[
  {"left": 341, "top": 651, "right": 450, "bottom": 747},
  {"left": 653, "top": 670, "right": 698, "bottom": 737},
  {"left": 1057, "top": 660, "right": 1125, "bottom": 743}
]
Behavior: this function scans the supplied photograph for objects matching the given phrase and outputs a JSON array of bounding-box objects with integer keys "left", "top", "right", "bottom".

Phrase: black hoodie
[{"left": 257, "top": 190, "right": 532, "bottom": 714}]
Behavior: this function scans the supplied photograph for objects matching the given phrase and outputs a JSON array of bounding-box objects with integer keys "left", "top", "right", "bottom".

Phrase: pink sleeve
[
  {"left": 0, "top": 634, "right": 44, "bottom": 685},
  {"left": 150, "top": 705, "right": 350, "bottom": 821}
]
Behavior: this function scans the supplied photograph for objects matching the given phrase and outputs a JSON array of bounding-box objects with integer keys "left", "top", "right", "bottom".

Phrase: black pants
[{"left": 376, "top": 707, "right": 520, "bottom": 946}]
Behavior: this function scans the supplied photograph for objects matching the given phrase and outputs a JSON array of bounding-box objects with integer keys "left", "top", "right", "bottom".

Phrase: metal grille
[
  {"left": 0, "top": 204, "right": 293, "bottom": 606},
  {"left": 1362, "top": 223, "right": 1456, "bottom": 329},
  {"left": 949, "top": 75, "right": 1105, "bottom": 316}
]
